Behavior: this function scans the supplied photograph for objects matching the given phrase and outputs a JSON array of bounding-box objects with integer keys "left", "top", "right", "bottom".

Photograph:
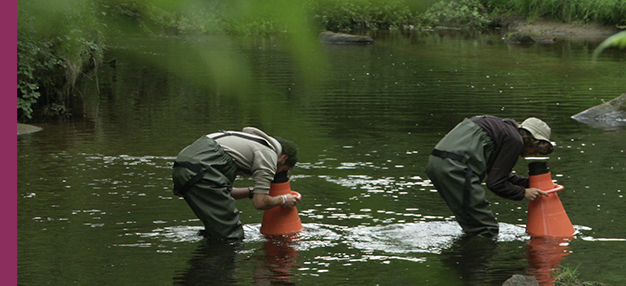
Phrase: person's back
[{"left": 426, "top": 116, "right": 554, "bottom": 237}]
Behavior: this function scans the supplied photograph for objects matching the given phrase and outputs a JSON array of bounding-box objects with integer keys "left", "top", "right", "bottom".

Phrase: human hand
[
  {"left": 525, "top": 188, "right": 549, "bottom": 201},
  {"left": 281, "top": 193, "right": 302, "bottom": 208}
]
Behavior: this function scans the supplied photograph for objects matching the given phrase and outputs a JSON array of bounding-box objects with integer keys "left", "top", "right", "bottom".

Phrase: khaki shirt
[{"left": 209, "top": 127, "right": 282, "bottom": 195}]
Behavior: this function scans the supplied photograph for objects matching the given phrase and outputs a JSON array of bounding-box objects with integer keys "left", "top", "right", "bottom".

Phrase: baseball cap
[{"left": 520, "top": 117, "right": 551, "bottom": 142}]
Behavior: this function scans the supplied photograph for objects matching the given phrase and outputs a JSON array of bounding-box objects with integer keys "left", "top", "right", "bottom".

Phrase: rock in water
[
  {"left": 17, "top": 123, "right": 43, "bottom": 135},
  {"left": 502, "top": 274, "right": 540, "bottom": 286},
  {"left": 319, "top": 31, "right": 374, "bottom": 45},
  {"left": 572, "top": 93, "right": 626, "bottom": 128},
  {"left": 502, "top": 32, "right": 535, "bottom": 44}
]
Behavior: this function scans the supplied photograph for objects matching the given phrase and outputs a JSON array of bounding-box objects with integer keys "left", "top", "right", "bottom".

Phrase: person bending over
[
  {"left": 426, "top": 115, "right": 554, "bottom": 237},
  {"left": 172, "top": 127, "right": 300, "bottom": 240}
]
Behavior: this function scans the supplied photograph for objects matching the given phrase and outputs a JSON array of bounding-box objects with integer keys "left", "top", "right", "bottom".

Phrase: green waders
[
  {"left": 425, "top": 118, "right": 498, "bottom": 237},
  {"left": 172, "top": 136, "right": 243, "bottom": 240}
]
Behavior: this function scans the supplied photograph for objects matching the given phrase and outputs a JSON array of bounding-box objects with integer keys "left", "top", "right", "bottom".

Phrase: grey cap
[{"left": 520, "top": 117, "right": 551, "bottom": 142}]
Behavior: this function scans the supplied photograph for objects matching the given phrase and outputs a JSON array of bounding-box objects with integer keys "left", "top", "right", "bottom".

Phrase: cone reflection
[
  {"left": 254, "top": 235, "right": 299, "bottom": 285},
  {"left": 526, "top": 236, "right": 571, "bottom": 286}
]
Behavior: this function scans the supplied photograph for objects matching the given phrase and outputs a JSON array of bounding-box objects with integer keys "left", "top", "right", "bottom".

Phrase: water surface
[{"left": 18, "top": 30, "right": 625, "bottom": 285}]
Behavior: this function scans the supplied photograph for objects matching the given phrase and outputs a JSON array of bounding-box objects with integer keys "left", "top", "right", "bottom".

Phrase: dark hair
[
  {"left": 274, "top": 136, "right": 299, "bottom": 167},
  {"left": 536, "top": 140, "right": 554, "bottom": 155},
  {"left": 520, "top": 129, "right": 554, "bottom": 155}
]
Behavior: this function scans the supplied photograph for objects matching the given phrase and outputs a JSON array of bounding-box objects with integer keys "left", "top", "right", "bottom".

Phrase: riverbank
[{"left": 501, "top": 18, "right": 621, "bottom": 41}]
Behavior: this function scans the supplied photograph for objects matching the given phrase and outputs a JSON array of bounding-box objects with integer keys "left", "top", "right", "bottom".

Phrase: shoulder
[{"left": 242, "top": 127, "right": 282, "bottom": 154}]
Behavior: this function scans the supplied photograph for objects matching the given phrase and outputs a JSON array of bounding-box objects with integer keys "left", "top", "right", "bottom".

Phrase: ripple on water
[{"left": 134, "top": 221, "right": 530, "bottom": 252}]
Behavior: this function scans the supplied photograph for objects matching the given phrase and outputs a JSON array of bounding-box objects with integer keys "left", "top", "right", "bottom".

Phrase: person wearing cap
[
  {"left": 172, "top": 127, "right": 300, "bottom": 240},
  {"left": 425, "top": 115, "right": 554, "bottom": 237}
]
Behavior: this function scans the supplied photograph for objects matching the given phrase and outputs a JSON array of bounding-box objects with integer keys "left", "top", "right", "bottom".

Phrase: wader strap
[
  {"left": 431, "top": 149, "right": 476, "bottom": 224},
  {"left": 173, "top": 161, "right": 205, "bottom": 197},
  {"left": 211, "top": 130, "right": 276, "bottom": 153}
]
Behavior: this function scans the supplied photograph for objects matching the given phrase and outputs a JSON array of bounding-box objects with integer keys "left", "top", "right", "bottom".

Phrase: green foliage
[
  {"left": 553, "top": 265, "right": 612, "bottom": 286},
  {"left": 17, "top": 9, "right": 63, "bottom": 120},
  {"left": 482, "top": 0, "right": 626, "bottom": 26},
  {"left": 593, "top": 30, "right": 626, "bottom": 60},
  {"left": 17, "top": 39, "right": 54, "bottom": 120},
  {"left": 309, "top": 0, "right": 416, "bottom": 31},
  {"left": 17, "top": 0, "right": 106, "bottom": 121},
  {"left": 420, "top": 0, "right": 492, "bottom": 29}
]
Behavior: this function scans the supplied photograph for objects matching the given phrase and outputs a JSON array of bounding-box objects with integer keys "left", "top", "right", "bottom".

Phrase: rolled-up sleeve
[{"left": 250, "top": 149, "right": 278, "bottom": 195}]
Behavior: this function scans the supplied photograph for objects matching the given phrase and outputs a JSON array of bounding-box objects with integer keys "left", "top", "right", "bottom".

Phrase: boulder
[
  {"left": 572, "top": 93, "right": 626, "bottom": 128},
  {"left": 502, "top": 274, "right": 540, "bottom": 286},
  {"left": 319, "top": 31, "right": 374, "bottom": 45}
]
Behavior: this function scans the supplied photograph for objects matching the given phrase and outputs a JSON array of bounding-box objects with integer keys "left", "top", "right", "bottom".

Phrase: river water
[{"left": 18, "top": 30, "right": 625, "bottom": 285}]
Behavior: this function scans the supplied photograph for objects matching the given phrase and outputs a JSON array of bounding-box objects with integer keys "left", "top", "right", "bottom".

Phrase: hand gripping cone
[
  {"left": 260, "top": 172, "right": 303, "bottom": 236},
  {"left": 526, "top": 162, "right": 575, "bottom": 237}
]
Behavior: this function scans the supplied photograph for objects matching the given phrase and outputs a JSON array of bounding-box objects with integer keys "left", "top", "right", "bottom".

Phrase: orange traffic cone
[
  {"left": 526, "top": 162, "right": 575, "bottom": 238},
  {"left": 260, "top": 174, "right": 303, "bottom": 236}
]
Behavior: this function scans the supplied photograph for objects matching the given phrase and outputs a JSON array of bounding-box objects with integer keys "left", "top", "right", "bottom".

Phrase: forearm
[
  {"left": 231, "top": 187, "right": 253, "bottom": 200},
  {"left": 253, "top": 193, "right": 300, "bottom": 210},
  {"left": 253, "top": 194, "right": 285, "bottom": 210}
]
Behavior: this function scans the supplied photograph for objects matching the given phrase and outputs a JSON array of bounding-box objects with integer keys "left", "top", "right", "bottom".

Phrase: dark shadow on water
[
  {"left": 173, "top": 238, "right": 243, "bottom": 286},
  {"left": 440, "top": 234, "right": 525, "bottom": 286}
]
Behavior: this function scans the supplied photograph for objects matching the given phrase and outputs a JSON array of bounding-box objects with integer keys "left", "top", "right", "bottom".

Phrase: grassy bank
[
  {"left": 554, "top": 266, "right": 612, "bottom": 286},
  {"left": 17, "top": 0, "right": 626, "bottom": 122},
  {"left": 18, "top": 0, "right": 105, "bottom": 121}
]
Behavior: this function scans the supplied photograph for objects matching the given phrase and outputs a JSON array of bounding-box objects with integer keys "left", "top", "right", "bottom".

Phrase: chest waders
[
  {"left": 426, "top": 118, "right": 497, "bottom": 237},
  {"left": 173, "top": 161, "right": 205, "bottom": 197},
  {"left": 431, "top": 149, "right": 481, "bottom": 228},
  {"left": 171, "top": 132, "right": 275, "bottom": 240}
]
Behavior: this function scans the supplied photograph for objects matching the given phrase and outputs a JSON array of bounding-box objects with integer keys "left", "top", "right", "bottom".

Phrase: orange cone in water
[
  {"left": 526, "top": 162, "right": 575, "bottom": 237},
  {"left": 260, "top": 172, "right": 303, "bottom": 236}
]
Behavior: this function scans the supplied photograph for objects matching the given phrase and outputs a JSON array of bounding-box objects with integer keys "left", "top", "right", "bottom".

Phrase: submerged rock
[
  {"left": 572, "top": 93, "right": 626, "bottom": 128},
  {"left": 532, "top": 37, "right": 556, "bottom": 43},
  {"left": 503, "top": 32, "right": 535, "bottom": 44},
  {"left": 503, "top": 32, "right": 557, "bottom": 45},
  {"left": 319, "top": 31, "right": 374, "bottom": 45},
  {"left": 502, "top": 274, "right": 540, "bottom": 286}
]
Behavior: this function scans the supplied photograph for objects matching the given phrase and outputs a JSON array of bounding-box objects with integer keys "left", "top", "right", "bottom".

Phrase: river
[{"left": 17, "top": 30, "right": 625, "bottom": 285}]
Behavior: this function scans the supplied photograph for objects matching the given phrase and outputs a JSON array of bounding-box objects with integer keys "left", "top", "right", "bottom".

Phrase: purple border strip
[{"left": 7, "top": 0, "right": 17, "bottom": 284}]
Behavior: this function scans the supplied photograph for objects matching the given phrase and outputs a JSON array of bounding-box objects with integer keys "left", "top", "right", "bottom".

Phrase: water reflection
[
  {"left": 254, "top": 235, "right": 300, "bottom": 286},
  {"left": 174, "top": 239, "right": 243, "bottom": 286},
  {"left": 526, "top": 236, "right": 571, "bottom": 286},
  {"left": 440, "top": 235, "right": 500, "bottom": 286}
]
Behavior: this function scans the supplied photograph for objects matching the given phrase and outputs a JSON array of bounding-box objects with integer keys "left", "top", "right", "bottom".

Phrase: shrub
[
  {"left": 419, "top": 0, "right": 492, "bottom": 29},
  {"left": 17, "top": 0, "right": 105, "bottom": 121}
]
